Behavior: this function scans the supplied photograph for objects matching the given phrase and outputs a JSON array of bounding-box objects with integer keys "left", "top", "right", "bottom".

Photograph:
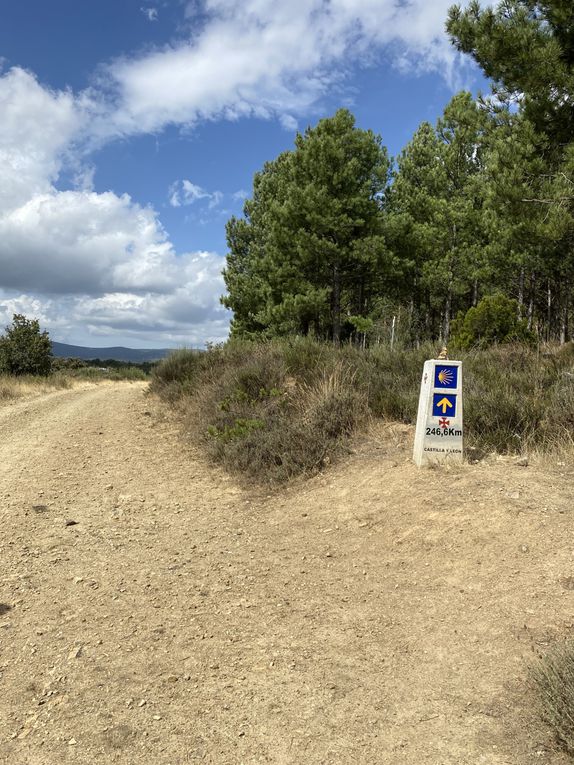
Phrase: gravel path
[{"left": 0, "top": 382, "right": 572, "bottom": 764}]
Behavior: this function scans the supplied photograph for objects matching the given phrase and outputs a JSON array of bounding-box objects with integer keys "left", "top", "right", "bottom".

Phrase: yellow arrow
[{"left": 436, "top": 397, "right": 453, "bottom": 414}]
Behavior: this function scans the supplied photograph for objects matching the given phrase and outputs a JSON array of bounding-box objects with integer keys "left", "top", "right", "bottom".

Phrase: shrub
[
  {"left": 0, "top": 314, "right": 52, "bottom": 376},
  {"left": 531, "top": 641, "right": 574, "bottom": 755},
  {"left": 451, "top": 294, "right": 536, "bottom": 350},
  {"left": 154, "top": 341, "right": 368, "bottom": 482},
  {"left": 150, "top": 347, "right": 227, "bottom": 402},
  {"left": 152, "top": 337, "right": 574, "bottom": 482},
  {"left": 51, "top": 357, "right": 88, "bottom": 371},
  {"left": 61, "top": 366, "right": 148, "bottom": 382}
]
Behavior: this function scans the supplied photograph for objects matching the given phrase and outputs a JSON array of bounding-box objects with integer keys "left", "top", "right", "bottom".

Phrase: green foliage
[
  {"left": 149, "top": 348, "right": 218, "bottom": 402},
  {"left": 387, "top": 93, "right": 490, "bottom": 340},
  {"left": 0, "top": 314, "right": 52, "bottom": 376},
  {"left": 451, "top": 294, "right": 536, "bottom": 348},
  {"left": 207, "top": 418, "right": 266, "bottom": 443},
  {"left": 61, "top": 366, "right": 148, "bottom": 382},
  {"left": 51, "top": 357, "right": 88, "bottom": 370},
  {"left": 223, "top": 109, "right": 396, "bottom": 342},
  {"left": 218, "top": 4, "right": 574, "bottom": 348},
  {"left": 447, "top": 0, "right": 574, "bottom": 150},
  {"left": 447, "top": 1, "right": 574, "bottom": 343},
  {"left": 49, "top": 355, "right": 150, "bottom": 381}
]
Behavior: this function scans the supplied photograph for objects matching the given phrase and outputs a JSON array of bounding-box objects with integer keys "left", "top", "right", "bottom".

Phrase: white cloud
[
  {"left": 208, "top": 190, "right": 223, "bottom": 209},
  {"left": 65, "top": 250, "right": 229, "bottom": 345},
  {"left": 72, "top": 164, "right": 96, "bottom": 192},
  {"left": 141, "top": 7, "right": 158, "bottom": 22},
  {"left": 0, "top": 294, "right": 56, "bottom": 330},
  {"left": 169, "top": 179, "right": 223, "bottom": 209},
  {"left": 279, "top": 114, "right": 298, "bottom": 131},
  {"left": 0, "top": 68, "right": 84, "bottom": 212},
  {"left": 0, "top": 1, "right": 488, "bottom": 346},
  {"left": 0, "top": 67, "right": 229, "bottom": 346},
  {"left": 102, "top": 0, "right": 477, "bottom": 138}
]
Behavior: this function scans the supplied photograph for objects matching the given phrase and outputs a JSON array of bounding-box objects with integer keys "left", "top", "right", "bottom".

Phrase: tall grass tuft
[{"left": 531, "top": 641, "right": 574, "bottom": 755}]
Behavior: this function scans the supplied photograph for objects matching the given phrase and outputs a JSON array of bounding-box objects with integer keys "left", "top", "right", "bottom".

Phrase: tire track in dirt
[{"left": 0, "top": 383, "right": 572, "bottom": 764}]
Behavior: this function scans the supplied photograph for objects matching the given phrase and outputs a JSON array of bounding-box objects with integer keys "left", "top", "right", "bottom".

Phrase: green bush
[
  {"left": 0, "top": 314, "right": 52, "bottom": 376},
  {"left": 150, "top": 347, "right": 227, "bottom": 402},
  {"left": 51, "top": 357, "right": 88, "bottom": 371},
  {"left": 451, "top": 294, "right": 536, "bottom": 350}
]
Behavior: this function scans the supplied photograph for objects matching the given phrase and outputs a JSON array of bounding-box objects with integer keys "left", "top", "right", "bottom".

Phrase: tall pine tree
[{"left": 223, "top": 110, "right": 396, "bottom": 342}]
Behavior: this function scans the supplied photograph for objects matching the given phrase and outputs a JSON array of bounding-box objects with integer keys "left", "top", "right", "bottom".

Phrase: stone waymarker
[{"left": 413, "top": 358, "right": 463, "bottom": 467}]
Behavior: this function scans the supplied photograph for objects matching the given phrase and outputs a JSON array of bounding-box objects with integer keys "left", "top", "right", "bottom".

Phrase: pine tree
[
  {"left": 223, "top": 109, "right": 395, "bottom": 342},
  {"left": 388, "top": 93, "right": 488, "bottom": 341},
  {"left": 448, "top": 0, "right": 574, "bottom": 340}
]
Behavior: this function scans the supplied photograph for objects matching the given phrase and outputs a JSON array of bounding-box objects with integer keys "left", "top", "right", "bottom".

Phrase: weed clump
[{"left": 531, "top": 641, "right": 574, "bottom": 756}]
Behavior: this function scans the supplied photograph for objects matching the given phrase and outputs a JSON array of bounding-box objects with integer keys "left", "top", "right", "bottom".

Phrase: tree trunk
[
  {"left": 332, "top": 262, "right": 341, "bottom": 344},
  {"left": 443, "top": 285, "right": 452, "bottom": 343},
  {"left": 517, "top": 267, "right": 525, "bottom": 319},
  {"left": 560, "top": 283, "right": 569, "bottom": 345},
  {"left": 472, "top": 279, "right": 479, "bottom": 307},
  {"left": 408, "top": 296, "right": 418, "bottom": 347},
  {"left": 547, "top": 280, "right": 552, "bottom": 342},
  {"left": 357, "top": 278, "right": 365, "bottom": 317},
  {"left": 527, "top": 272, "right": 535, "bottom": 331}
]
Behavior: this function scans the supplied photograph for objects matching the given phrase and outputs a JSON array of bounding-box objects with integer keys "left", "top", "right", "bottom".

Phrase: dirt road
[{"left": 0, "top": 383, "right": 573, "bottom": 764}]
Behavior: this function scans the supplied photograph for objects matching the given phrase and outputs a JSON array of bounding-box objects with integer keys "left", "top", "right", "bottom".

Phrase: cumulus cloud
[
  {"left": 0, "top": 67, "right": 229, "bottom": 346},
  {"left": 0, "top": 1, "right": 487, "bottom": 346},
  {"left": 279, "top": 114, "right": 299, "bottom": 132},
  {"left": 102, "top": 0, "right": 475, "bottom": 138},
  {"left": 72, "top": 251, "right": 228, "bottom": 343},
  {"left": 0, "top": 68, "right": 84, "bottom": 211}
]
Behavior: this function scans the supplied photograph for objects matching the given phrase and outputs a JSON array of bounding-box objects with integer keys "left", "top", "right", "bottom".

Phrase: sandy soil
[{"left": 1, "top": 382, "right": 573, "bottom": 765}]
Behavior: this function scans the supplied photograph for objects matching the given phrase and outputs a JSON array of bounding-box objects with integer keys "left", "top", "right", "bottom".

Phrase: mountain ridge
[{"left": 51, "top": 341, "right": 173, "bottom": 362}]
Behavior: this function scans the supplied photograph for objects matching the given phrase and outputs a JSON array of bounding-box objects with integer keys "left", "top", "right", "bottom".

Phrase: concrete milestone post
[{"left": 413, "top": 354, "right": 463, "bottom": 467}]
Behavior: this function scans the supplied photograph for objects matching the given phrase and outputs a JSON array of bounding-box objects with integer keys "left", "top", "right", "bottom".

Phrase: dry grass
[
  {"left": 0, "top": 374, "right": 71, "bottom": 403},
  {"left": 531, "top": 641, "right": 574, "bottom": 756},
  {"left": 0, "top": 371, "right": 147, "bottom": 406}
]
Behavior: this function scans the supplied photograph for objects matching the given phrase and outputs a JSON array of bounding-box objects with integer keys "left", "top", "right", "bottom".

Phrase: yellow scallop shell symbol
[{"left": 438, "top": 368, "right": 453, "bottom": 385}]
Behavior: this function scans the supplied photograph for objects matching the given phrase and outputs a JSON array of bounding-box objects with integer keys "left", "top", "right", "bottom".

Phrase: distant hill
[{"left": 51, "top": 341, "right": 173, "bottom": 363}]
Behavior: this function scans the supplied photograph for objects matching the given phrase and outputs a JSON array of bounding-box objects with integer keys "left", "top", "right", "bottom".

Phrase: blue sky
[{"left": 0, "top": 0, "right": 486, "bottom": 348}]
